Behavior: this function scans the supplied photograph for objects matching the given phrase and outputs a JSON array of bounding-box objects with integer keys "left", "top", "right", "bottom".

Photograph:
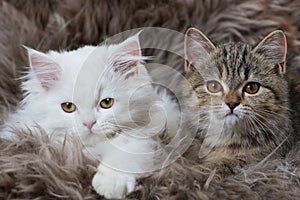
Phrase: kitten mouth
[
  {"left": 223, "top": 113, "right": 240, "bottom": 125},
  {"left": 224, "top": 112, "right": 240, "bottom": 122},
  {"left": 225, "top": 113, "right": 239, "bottom": 118}
]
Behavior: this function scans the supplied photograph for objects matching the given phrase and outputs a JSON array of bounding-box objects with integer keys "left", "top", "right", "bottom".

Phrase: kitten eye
[
  {"left": 243, "top": 82, "right": 260, "bottom": 94},
  {"left": 100, "top": 98, "right": 114, "bottom": 109},
  {"left": 206, "top": 81, "right": 223, "bottom": 93},
  {"left": 61, "top": 102, "right": 77, "bottom": 113}
]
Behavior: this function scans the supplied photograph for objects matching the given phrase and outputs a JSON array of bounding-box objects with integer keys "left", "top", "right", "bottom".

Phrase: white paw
[{"left": 92, "top": 165, "right": 136, "bottom": 199}]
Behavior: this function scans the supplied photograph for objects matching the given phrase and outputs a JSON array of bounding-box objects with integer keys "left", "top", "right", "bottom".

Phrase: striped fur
[{"left": 184, "top": 28, "right": 291, "bottom": 174}]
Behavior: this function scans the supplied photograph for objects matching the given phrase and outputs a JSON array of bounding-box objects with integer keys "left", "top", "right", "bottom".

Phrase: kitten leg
[
  {"left": 91, "top": 135, "right": 155, "bottom": 199},
  {"left": 92, "top": 163, "right": 136, "bottom": 199}
]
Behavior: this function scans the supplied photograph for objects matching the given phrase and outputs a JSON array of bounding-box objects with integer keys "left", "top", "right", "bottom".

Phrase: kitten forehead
[
  {"left": 217, "top": 42, "right": 251, "bottom": 76},
  {"left": 47, "top": 46, "right": 96, "bottom": 67},
  {"left": 212, "top": 42, "right": 252, "bottom": 89}
]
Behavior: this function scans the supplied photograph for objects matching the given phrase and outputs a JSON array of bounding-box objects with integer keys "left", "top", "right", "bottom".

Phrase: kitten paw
[{"left": 92, "top": 165, "right": 136, "bottom": 199}]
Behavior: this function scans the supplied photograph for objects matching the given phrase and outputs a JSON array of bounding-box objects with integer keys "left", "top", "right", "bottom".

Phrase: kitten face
[
  {"left": 184, "top": 28, "right": 289, "bottom": 148},
  {"left": 197, "top": 42, "right": 287, "bottom": 128},
  {"left": 21, "top": 35, "right": 154, "bottom": 143}
]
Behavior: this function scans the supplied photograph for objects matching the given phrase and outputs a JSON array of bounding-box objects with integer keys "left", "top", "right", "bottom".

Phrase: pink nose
[{"left": 83, "top": 121, "right": 96, "bottom": 129}]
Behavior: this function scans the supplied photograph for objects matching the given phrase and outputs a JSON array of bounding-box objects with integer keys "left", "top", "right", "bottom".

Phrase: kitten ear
[
  {"left": 184, "top": 27, "right": 216, "bottom": 72},
  {"left": 25, "top": 47, "right": 62, "bottom": 91},
  {"left": 112, "top": 33, "right": 143, "bottom": 76},
  {"left": 252, "top": 30, "right": 287, "bottom": 74}
]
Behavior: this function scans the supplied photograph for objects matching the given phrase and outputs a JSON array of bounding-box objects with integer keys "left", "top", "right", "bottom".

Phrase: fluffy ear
[
  {"left": 26, "top": 47, "right": 62, "bottom": 91},
  {"left": 111, "top": 32, "right": 144, "bottom": 76},
  {"left": 184, "top": 27, "right": 216, "bottom": 72},
  {"left": 252, "top": 30, "right": 287, "bottom": 74}
]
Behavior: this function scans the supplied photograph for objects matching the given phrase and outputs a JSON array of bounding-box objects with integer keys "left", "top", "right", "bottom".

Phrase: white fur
[{"left": 1, "top": 34, "right": 180, "bottom": 199}]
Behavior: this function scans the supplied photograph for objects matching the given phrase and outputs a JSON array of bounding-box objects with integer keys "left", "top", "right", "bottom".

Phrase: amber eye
[
  {"left": 61, "top": 102, "right": 77, "bottom": 113},
  {"left": 206, "top": 81, "right": 223, "bottom": 93},
  {"left": 243, "top": 82, "right": 260, "bottom": 94},
  {"left": 100, "top": 98, "right": 114, "bottom": 109}
]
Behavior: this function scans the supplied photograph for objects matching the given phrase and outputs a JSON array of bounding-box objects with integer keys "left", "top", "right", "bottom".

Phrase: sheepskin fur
[
  {"left": 0, "top": 130, "right": 99, "bottom": 199},
  {"left": 0, "top": 0, "right": 300, "bottom": 199}
]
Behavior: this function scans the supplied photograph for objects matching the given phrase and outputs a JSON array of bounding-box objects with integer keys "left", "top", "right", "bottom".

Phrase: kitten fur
[
  {"left": 1, "top": 1, "right": 300, "bottom": 199},
  {"left": 183, "top": 28, "right": 292, "bottom": 174},
  {"left": 0, "top": 34, "right": 179, "bottom": 199}
]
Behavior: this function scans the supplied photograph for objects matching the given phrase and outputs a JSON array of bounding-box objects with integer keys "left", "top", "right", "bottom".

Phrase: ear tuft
[
  {"left": 184, "top": 27, "right": 216, "bottom": 72},
  {"left": 26, "top": 47, "right": 62, "bottom": 90},
  {"left": 252, "top": 30, "right": 287, "bottom": 74},
  {"left": 111, "top": 32, "right": 147, "bottom": 77}
]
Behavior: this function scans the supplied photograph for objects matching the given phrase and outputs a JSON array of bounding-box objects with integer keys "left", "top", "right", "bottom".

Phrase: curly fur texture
[
  {"left": 1, "top": 133, "right": 300, "bottom": 199},
  {"left": 134, "top": 139, "right": 300, "bottom": 200},
  {"left": 0, "top": 130, "right": 99, "bottom": 199},
  {"left": 0, "top": 0, "right": 300, "bottom": 199}
]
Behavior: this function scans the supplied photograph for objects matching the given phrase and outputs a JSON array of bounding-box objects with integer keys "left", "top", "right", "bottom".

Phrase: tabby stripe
[
  {"left": 243, "top": 66, "right": 250, "bottom": 80},
  {"left": 263, "top": 85, "right": 280, "bottom": 101},
  {"left": 236, "top": 52, "right": 244, "bottom": 77}
]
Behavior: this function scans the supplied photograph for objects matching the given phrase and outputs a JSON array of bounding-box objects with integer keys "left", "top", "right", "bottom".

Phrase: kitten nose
[
  {"left": 226, "top": 102, "right": 240, "bottom": 111},
  {"left": 83, "top": 121, "right": 96, "bottom": 130}
]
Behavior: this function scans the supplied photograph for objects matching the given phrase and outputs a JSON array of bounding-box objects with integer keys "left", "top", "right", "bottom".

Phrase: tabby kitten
[{"left": 184, "top": 27, "right": 291, "bottom": 173}]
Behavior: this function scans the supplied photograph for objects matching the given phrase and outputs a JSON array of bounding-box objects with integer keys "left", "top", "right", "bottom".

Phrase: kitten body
[
  {"left": 184, "top": 28, "right": 291, "bottom": 173},
  {"left": 1, "top": 34, "right": 179, "bottom": 198}
]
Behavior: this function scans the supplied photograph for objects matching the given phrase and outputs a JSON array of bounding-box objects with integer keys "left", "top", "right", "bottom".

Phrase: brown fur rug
[
  {"left": 1, "top": 131, "right": 300, "bottom": 199},
  {"left": 0, "top": 130, "right": 100, "bottom": 199},
  {"left": 0, "top": 0, "right": 300, "bottom": 199}
]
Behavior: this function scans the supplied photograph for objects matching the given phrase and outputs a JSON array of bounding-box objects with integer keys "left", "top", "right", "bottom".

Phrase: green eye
[
  {"left": 243, "top": 82, "right": 260, "bottom": 94},
  {"left": 206, "top": 80, "right": 223, "bottom": 93},
  {"left": 100, "top": 98, "right": 114, "bottom": 109},
  {"left": 61, "top": 102, "right": 77, "bottom": 113}
]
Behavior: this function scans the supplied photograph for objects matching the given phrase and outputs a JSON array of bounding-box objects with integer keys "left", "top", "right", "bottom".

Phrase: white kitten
[{"left": 1, "top": 34, "right": 179, "bottom": 198}]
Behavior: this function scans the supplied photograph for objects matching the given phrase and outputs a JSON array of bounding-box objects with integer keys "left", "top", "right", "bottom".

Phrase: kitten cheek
[
  {"left": 209, "top": 105, "right": 226, "bottom": 120},
  {"left": 92, "top": 122, "right": 119, "bottom": 136}
]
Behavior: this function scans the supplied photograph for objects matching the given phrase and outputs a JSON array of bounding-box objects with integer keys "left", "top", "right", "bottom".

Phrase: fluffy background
[{"left": 0, "top": 0, "right": 300, "bottom": 199}]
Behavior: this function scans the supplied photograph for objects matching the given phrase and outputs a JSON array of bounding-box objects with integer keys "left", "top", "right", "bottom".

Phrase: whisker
[
  {"left": 257, "top": 109, "right": 288, "bottom": 119},
  {"left": 248, "top": 112, "right": 286, "bottom": 145},
  {"left": 254, "top": 112, "right": 286, "bottom": 134}
]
